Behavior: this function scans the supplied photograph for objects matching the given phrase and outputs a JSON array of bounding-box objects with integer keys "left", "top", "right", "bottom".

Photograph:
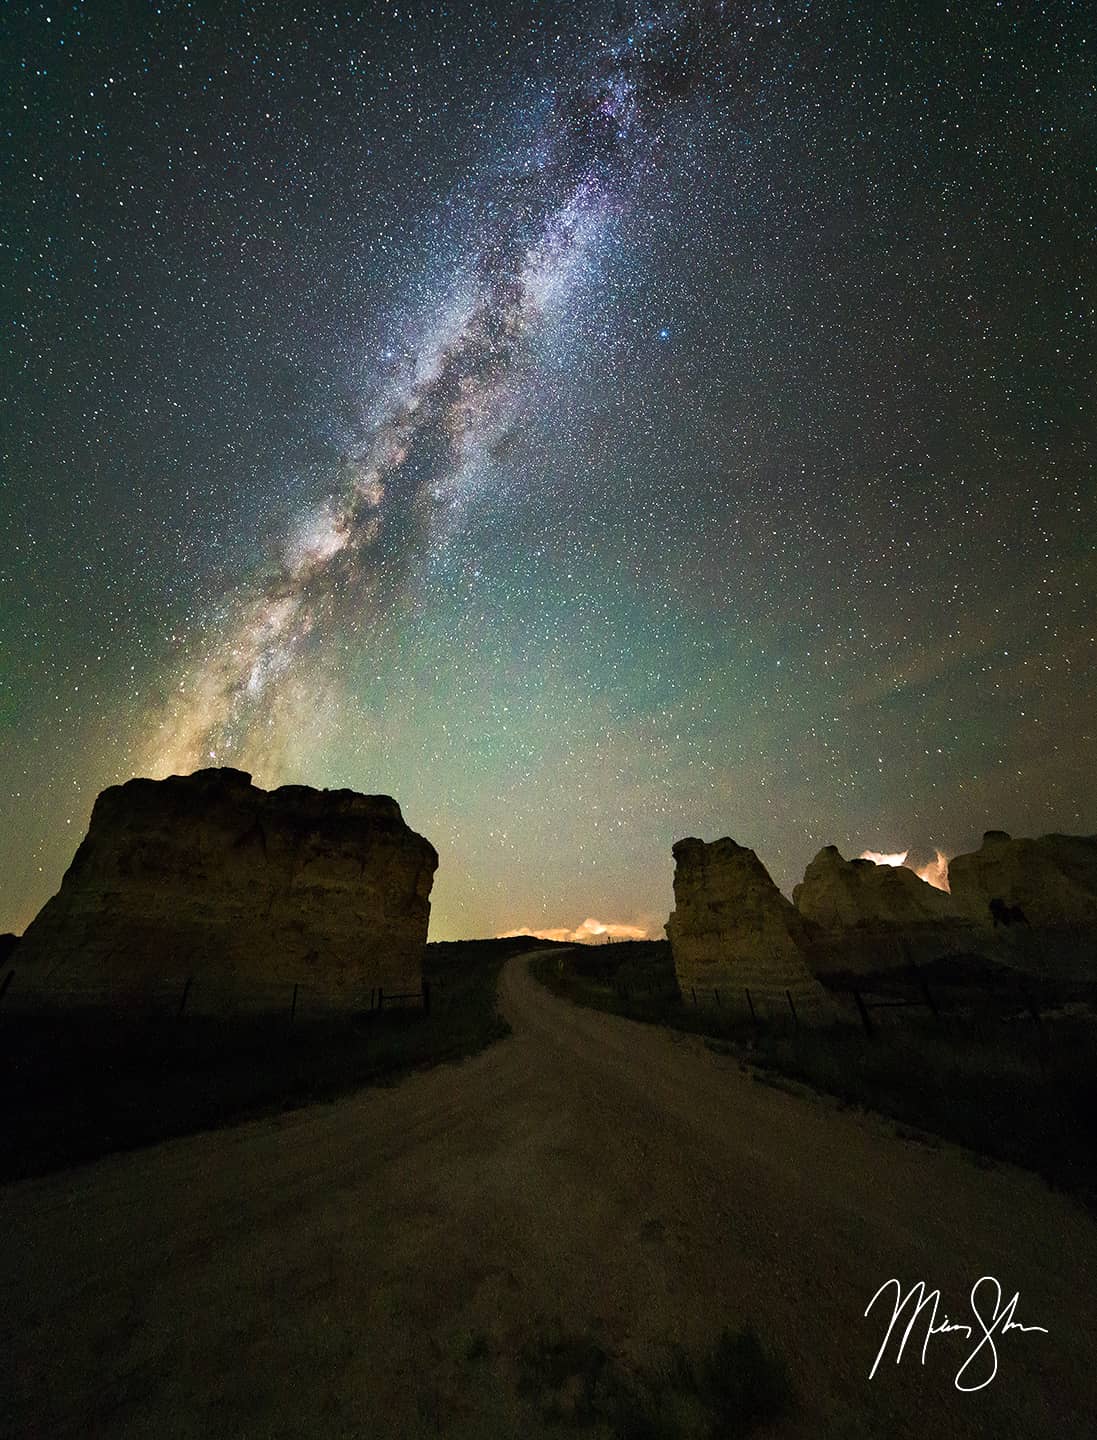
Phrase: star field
[{"left": 2, "top": 0, "right": 1095, "bottom": 939}]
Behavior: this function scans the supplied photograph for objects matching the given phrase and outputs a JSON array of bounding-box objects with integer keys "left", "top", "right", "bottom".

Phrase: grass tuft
[{"left": 515, "top": 1323, "right": 791, "bottom": 1438}]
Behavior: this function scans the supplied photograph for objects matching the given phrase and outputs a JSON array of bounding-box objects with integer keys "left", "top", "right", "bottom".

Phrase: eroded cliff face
[
  {"left": 666, "top": 837, "right": 835, "bottom": 1023},
  {"left": 792, "top": 845, "right": 977, "bottom": 975},
  {"left": 790, "top": 833, "right": 1097, "bottom": 979},
  {"left": 14, "top": 768, "right": 438, "bottom": 1010},
  {"left": 945, "top": 830, "right": 1097, "bottom": 977},
  {"left": 947, "top": 831, "right": 1097, "bottom": 925}
]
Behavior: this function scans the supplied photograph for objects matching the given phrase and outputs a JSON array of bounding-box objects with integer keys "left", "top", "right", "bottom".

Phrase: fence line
[
  {"left": 604, "top": 960, "right": 1063, "bottom": 1045},
  {"left": 0, "top": 968, "right": 431, "bottom": 1019}
]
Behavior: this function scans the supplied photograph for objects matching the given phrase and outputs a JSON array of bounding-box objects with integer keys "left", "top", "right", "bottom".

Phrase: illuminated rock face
[
  {"left": 14, "top": 768, "right": 438, "bottom": 1011},
  {"left": 792, "top": 845, "right": 975, "bottom": 974},
  {"left": 794, "top": 847, "right": 957, "bottom": 929},
  {"left": 666, "top": 837, "right": 835, "bottom": 1023},
  {"left": 792, "top": 834, "right": 1097, "bottom": 979}
]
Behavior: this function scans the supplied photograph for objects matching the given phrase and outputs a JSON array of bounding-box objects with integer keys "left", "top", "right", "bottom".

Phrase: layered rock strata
[
  {"left": 14, "top": 767, "right": 438, "bottom": 1012},
  {"left": 666, "top": 837, "right": 836, "bottom": 1023},
  {"left": 793, "top": 845, "right": 977, "bottom": 975}
]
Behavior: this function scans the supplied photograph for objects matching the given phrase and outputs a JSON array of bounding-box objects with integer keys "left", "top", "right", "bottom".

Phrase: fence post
[
  {"left": 853, "top": 989, "right": 874, "bottom": 1038},
  {"left": 745, "top": 988, "right": 756, "bottom": 1023},
  {"left": 0, "top": 969, "right": 14, "bottom": 1007},
  {"left": 290, "top": 982, "right": 299, "bottom": 1021},
  {"left": 422, "top": 979, "right": 431, "bottom": 1016},
  {"left": 786, "top": 989, "right": 798, "bottom": 1027},
  {"left": 177, "top": 976, "right": 192, "bottom": 1019}
]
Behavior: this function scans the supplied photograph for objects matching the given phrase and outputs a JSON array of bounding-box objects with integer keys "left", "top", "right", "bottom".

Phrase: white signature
[{"left": 865, "top": 1277, "right": 1048, "bottom": 1392}]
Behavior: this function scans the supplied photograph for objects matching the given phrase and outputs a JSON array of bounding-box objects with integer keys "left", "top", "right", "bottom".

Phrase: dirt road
[{"left": 3, "top": 951, "right": 1095, "bottom": 1438}]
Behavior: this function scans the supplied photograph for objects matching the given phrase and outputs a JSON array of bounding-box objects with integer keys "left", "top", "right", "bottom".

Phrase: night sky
[{"left": 3, "top": 0, "right": 1094, "bottom": 941}]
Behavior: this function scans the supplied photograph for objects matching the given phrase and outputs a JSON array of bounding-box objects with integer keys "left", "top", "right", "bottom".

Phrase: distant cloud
[
  {"left": 498, "top": 916, "right": 654, "bottom": 945},
  {"left": 858, "top": 847, "right": 951, "bottom": 893}
]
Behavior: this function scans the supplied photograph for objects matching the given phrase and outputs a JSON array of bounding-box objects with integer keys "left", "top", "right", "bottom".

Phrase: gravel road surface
[{"left": 3, "top": 950, "right": 1094, "bottom": 1437}]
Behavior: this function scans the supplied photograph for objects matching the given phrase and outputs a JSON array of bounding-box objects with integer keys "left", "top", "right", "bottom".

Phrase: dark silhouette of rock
[
  {"left": 666, "top": 837, "right": 835, "bottom": 1022},
  {"left": 0, "top": 933, "right": 18, "bottom": 967},
  {"left": 14, "top": 768, "right": 438, "bottom": 1011}
]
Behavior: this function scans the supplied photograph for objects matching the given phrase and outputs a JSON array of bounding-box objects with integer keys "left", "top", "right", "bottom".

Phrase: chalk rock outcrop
[
  {"left": 793, "top": 845, "right": 976, "bottom": 974},
  {"left": 666, "top": 837, "right": 835, "bottom": 1022},
  {"left": 794, "top": 847, "right": 956, "bottom": 929},
  {"left": 946, "top": 830, "right": 1097, "bottom": 976},
  {"left": 14, "top": 768, "right": 438, "bottom": 1011},
  {"left": 948, "top": 831, "right": 1097, "bottom": 925}
]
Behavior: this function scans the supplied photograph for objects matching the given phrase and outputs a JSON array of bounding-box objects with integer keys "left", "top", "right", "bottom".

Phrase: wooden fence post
[
  {"left": 853, "top": 989, "right": 874, "bottom": 1038},
  {"left": 177, "top": 977, "right": 192, "bottom": 1019}
]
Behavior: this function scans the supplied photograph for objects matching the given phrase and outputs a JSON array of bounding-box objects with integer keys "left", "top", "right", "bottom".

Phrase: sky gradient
[{"left": 3, "top": 0, "right": 1095, "bottom": 940}]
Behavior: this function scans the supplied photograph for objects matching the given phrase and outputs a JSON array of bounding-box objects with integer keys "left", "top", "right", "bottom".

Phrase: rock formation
[
  {"left": 946, "top": 830, "right": 1097, "bottom": 977},
  {"left": 13, "top": 767, "right": 438, "bottom": 1012},
  {"left": 666, "top": 837, "right": 836, "bottom": 1023},
  {"left": 793, "top": 845, "right": 977, "bottom": 975},
  {"left": 948, "top": 830, "right": 1097, "bottom": 924}
]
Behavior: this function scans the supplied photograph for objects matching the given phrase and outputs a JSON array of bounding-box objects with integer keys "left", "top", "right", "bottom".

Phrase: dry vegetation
[{"left": 0, "top": 937, "right": 554, "bottom": 1182}]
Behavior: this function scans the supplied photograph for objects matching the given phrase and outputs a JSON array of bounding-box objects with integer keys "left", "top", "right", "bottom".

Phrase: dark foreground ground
[
  {"left": 0, "top": 938, "right": 561, "bottom": 1183},
  {"left": 533, "top": 941, "right": 1097, "bottom": 1206},
  {"left": 3, "top": 950, "right": 1095, "bottom": 1438}
]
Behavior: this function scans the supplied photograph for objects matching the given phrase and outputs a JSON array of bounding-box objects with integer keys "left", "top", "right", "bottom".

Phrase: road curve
[{"left": 2, "top": 951, "right": 1095, "bottom": 1438}]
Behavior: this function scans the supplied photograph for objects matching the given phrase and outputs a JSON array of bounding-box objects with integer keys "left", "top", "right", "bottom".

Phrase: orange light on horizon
[{"left": 498, "top": 916, "right": 652, "bottom": 945}]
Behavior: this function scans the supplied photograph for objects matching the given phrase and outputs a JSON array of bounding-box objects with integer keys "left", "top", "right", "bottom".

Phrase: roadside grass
[
  {"left": 0, "top": 937, "right": 549, "bottom": 1184},
  {"left": 516, "top": 1322, "right": 791, "bottom": 1439},
  {"left": 529, "top": 945, "right": 1097, "bottom": 1205}
]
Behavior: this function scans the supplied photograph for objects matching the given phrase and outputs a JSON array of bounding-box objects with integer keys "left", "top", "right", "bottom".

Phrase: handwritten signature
[{"left": 865, "top": 1277, "right": 1048, "bottom": 1391}]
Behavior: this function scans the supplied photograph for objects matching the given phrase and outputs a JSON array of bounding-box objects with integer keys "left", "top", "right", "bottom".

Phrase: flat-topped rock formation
[
  {"left": 14, "top": 768, "right": 438, "bottom": 1012},
  {"left": 666, "top": 837, "right": 836, "bottom": 1023},
  {"left": 793, "top": 845, "right": 977, "bottom": 975}
]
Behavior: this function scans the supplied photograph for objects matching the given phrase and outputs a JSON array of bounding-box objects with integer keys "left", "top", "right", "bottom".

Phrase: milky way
[
  {"left": 143, "top": 4, "right": 736, "bottom": 782},
  {"left": 5, "top": 0, "right": 1094, "bottom": 939}
]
